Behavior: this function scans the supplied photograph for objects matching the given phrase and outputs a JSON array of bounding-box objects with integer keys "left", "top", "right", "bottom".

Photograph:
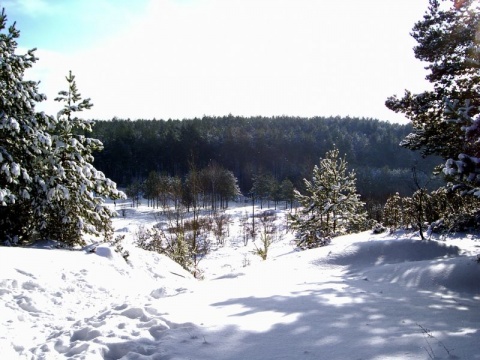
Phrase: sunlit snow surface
[{"left": 1, "top": 203, "right": 479, "bottom": 359}]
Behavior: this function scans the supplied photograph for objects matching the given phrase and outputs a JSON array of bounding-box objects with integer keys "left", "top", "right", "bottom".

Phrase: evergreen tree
[
  {"left": 443, "top": 100, "right": 480, "bottom": 197},
  {"left": 0, "top": 9, "right": 51, "bottom": 244},
  {"left": 383, "top": 192, "right": 403, "bottom": 229},
  {"left": 144, "top": 171, "right": 161, "bottom": 208},
  {"left": 157, "top": 174, "right": 172, "bottom": 210},
  {"left": 39, "top": 71, "right": 124, "bottom": 245},
  {"left": 126, "top": 180, "right": 143, "bottom": 208},
  {"left": 385, "top": 0, "right": 480, "bottom": 230},
  {"left": 182, "top": 167, "right": 201, "bottom": 212},
  {"left": 199, "top": 162, "right": 222, "bottom": 211},
  {"left": 199, "top": 162, "right": 240, "bottom": 210},
  {"left": 386, "top": 0, "right": 480, "bottom": 160},
  {"left": 279, "top": 178, "right": 295, "bottom": 210},
  {"left": 290, "top": 147, "right": 366, "bottom": 249},
  {"left": 0, "top": 10, "right": 123, "bottom": 245},
  {"left": 217, "top": 168, "right": 241, "bottom": 208},
  {"left": 170, "top": 175, "right": 183, "bottom": 210},
  {"left": 250, "top": 172, "right": 275, "bottom": 209}
]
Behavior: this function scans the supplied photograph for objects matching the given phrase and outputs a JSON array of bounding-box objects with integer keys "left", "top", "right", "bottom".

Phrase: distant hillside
[{"left": 90, "top": 115, "right": 443, "bottom": 203}]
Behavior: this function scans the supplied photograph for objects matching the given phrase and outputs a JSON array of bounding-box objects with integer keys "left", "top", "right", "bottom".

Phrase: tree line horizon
[{"left": 90, "top": 114, "right": 442, "bottom": 207}]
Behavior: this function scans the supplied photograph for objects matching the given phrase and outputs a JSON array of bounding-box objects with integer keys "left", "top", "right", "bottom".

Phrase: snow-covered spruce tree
[
  {"left": 290, "top": 147, "right": 366, "bottom": 249},
  {"left": 38, "top": 71, "right": 124, "bottom": 246},
  {"left": 0, "top": 9, "right": 52, "bottom": 244}
]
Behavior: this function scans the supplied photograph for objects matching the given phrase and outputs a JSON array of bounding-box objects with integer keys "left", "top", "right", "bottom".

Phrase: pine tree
[
  {"left": 279, "top": 178, "right": 295, "bottom": 210},
  {"left": 386, "top": 0, "right": 480, "bottom": 160},
  {"left": 217, "top": 168, "right": 241, "bottom": 209},
  {"left": 443, "top": 100, "right": 480, "bottom": 197},
  {"left": 39, "top": 71, "right": 124, "bottom": 246},
  {"left": 290, "top": 147, "right": 366, "bottom": 249},
  {"left": 251, "top": 172, "right": 275, "bottom": 209},
  {"left": 144, "top": 171, "right": 161, "bottom": 208},
  {"left": 383, "top": 192, "right": 403, "bottom": 229},
  {"left": 384, "top": 0, "right": 480, "bottom": 233},
  {"left": 199, "top": 162, "right": 240, "bottom": 211},
  {"left": 126, "top": 180, "right": 143, "bottom": 208},
  {"left": 0, "top": 9, "right": 52, "bottom": 244},
  {"left": 0, "top": 10, "right": 123, "bottom": 246}
]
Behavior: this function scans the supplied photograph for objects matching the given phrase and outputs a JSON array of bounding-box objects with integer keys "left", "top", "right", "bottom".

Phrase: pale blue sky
[
  {"left": 5, "top": 0, "right": 432, "bottom": 122},
  {"left": 5, "top": 0, "right": 150, "bottom": 51}
]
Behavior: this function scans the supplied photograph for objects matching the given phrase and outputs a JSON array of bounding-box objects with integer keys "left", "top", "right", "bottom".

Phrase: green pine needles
[
  {"left": 0, "top": 10, "right": 124, "bottom": 246},
  {"left": 290, "top": 147, "right": 367, "bottom": 249}
]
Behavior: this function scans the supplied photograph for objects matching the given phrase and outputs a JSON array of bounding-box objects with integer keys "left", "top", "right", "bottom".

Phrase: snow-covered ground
[{"left": 1, "top": 203, "right": 479, "bottom": 359}]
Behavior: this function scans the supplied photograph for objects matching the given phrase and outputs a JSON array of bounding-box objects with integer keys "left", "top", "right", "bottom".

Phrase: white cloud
[{"left": 26, "top": 0, "right": 432, "bottom": 122}]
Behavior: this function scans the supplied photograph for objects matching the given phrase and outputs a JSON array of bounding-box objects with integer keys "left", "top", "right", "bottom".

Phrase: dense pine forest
[{"left": 90, "top": 115, "right": 442, "bottom": 205}]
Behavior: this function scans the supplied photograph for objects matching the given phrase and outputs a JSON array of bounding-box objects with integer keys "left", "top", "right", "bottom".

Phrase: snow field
[{"left": 1, "top": 203, "right": 479, "bottom": 359}]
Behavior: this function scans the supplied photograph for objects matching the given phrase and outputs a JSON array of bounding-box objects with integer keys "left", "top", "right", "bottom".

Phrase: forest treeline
[{"left": 90, "top": 115, "right": 442, "bottom": 205}]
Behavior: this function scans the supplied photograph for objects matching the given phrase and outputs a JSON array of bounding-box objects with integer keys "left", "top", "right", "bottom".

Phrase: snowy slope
[{"left": 1, "top": 204, "right": 479, "bottom": 359}]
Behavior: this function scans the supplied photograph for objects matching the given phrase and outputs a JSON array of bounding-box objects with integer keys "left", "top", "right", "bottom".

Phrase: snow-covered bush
[
  {"left": 135, "top": 218, "right": 209, "bottom": 278},
  {"left": 372, "top": 222, "right": 386, "bottom": 234},
  {"left": 382, "top": 185, "right": 480, "bottom": 235},
  {"left": 294, "top": 229, "right": 331, "bottom": 250},
  {"left": 213, "top": 212, "right": 230, "bottom": 246},
  {"left": 110, "top": 234, "right": 129, "bottom": 262}
]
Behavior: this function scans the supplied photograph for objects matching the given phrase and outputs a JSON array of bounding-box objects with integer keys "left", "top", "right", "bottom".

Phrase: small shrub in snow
[
  {"left": 383, "top": 185, "right": 480, "bottom": 235},
  {"left": 212, "top": 212, "right": 231, "bottom": 246},
  {"left": 417, "top": 323, "right": 454, "bottom": 359},
  {"left": 372, "top": 222, "right": 386, "bottom": 234},
  {"left": 294, "top": 229, "right": 331, "bottom": 250},
  {"left": 135, "top": 217, "right": 209, "bottom": 278},
  {"left": 242, "top": 254, "right": 251, "bottom": 267},
  {"left": 252, "top": 211, "right": 278, "bottom": 260},
  {"left": 426, "top": 219, "right": 446, "bottom": 236},
  {"left": 240, "top": 211, "right": 251, "bottom": 246},
  {"left": 110, "top": 234, "right": 129, "bottom": 262},
  {"left": 135, "top": 226, "right": 163, "bottom": 253},
  {"left": 135, "top": 225, "right": 193, "bottom": 271}
]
